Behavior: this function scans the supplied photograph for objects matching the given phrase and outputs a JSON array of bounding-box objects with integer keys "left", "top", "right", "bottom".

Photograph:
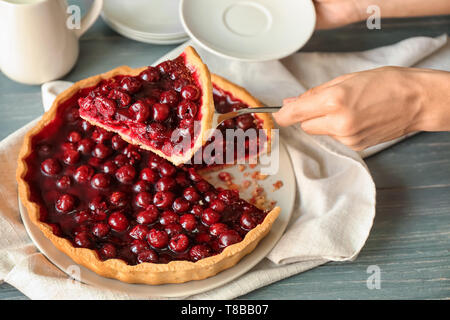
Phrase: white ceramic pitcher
[{"left": 0, "top": 0, "right": 103, "bottom": 84}]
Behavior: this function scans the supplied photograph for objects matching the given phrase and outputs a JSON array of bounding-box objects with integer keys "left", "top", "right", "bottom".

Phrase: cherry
[
  {"left": 94, "top": 96, "right": 116, "bottom": 119},
  {"left": 92, "top": 128, "right": 114, "bottom": 144},
  {"left": 132, "top": 180, "right": 151, "bottom": 193},
  {"left": 159, "top": 210, "right": 179, "bottom": 226},
  {"left": 189, "top": 244, "right": 211, "bottom": 261},
  {"left": 74, "top": 165, "right": 94, "bottom": 183},
  {"left": 111, "top": 135, "right": 127, "bottom": 151},
  {"left": 130, "top": 239, "right": 149, "bottom": 254},
  {"left": 169, "top": 234, "right": 189, "bottom": 253},
  {"left": 93, "top": 143, "right": 112, "bottom": 159},
  {"left": 210, "top": 199, "right": 226, "bottom": 213},
  {"left": 109, "top": 191, "right": 128, "bottom": 207},
  {"left": 153, "top": 191, "right": 175, "bottom": 209},
  {"left": 108, "top": 211, "right": 129, "bottom": 232},
  {"left": 155, "top": 177, "right": 176, "bottom": 192},
  {"left": 56, "top": 175, "right": 71, "bottom": 189},
  {"left": 177, "top": 100, "right": 197, "bottom": 119},
  {"left": 89, "top": 195, "right": 108, "bottom": 213},
  {"left": 236, "top": 114, "right": 255, "bottom": 130},
  {"left": 136, "top": 206, "right": 159, "bottom": 225},
  {"left": 147, "top": 122, "right": 168, "bottom": 142},
  {"left": 219, "top": 230, "right": 242, "bottom": 248},
  {"left": 172, "top": 197, "right": 190, "bottom": 213},
  {"left": 81, "top": 120, "right": 92, "bottom": 132},
  {"left": 139, "top": 66, "right": 160, "bottom": 82},
  {"left": 209, "top": 223, "right": 229, "bottom": 237},
  {"left": 240, "top": 212, "right": 258, "bottom": 230},
  {"left": 180, "top": 214, "right": 196, "bottom": 231},
  {"left": 164, "top": 223, "right": 183, "bottom": 237},
  {"left": 67, "top": 131, "right": 81, "bottom": 143},
  {"left": 129, "top": 225, "right": 149, "bottom": 241},
  {"left": 159, "top": 162, "right": 176, "bottom": 177},
  {"left": 108, "top": 88, "right": 131, "bottom": 107},
  {"left": 152, "top": 103, "right": 170, "bottom": 122},
  {"left": 92, "top": 222, "right": 110, "bottom": 238},
  {"left": 63, "top": 149, "right": 80, "bottom": 165},
  {"left": 183, "top": 186, "right": 200, "bottom": 202},
  {"left": 195, "top": 232, "right": 212, "bottom": 244},
  {"left": 175, "top": 172, "right": 190, "bottom": 187},
  {"left": 135, "top": 191, "right": 153, "bottom": 208},
  {"left": 41, "top": 158, "right": 61, "bottom": 176},
  {"left": 91, "top": 173, "right": 110, "bottom": 189},
  {"left": 74, "top": 231, "right": 92, "bottom": 248},
  {"left": 120, "top": 76, "right": 142, "bottom": 94},
  {"left": 114, "top": 154, "right": 128, "bottom": 167},
  {"left": 195, "top": 180, "right": 210, "bottom": 193},
  {"left": 102, "top": 160, "right": 118, "bottom": 174},
  {"left": 77, "top": 138, "right": 95, "bottom": 155},
  {"left": 218, "top": 190, "right": 238, "bottom": 204},
  {"left": 139, "top": 168, "right": 158, "bottom": 183},
  {"left": 160, "top": 90, "right": 179, "bottom": 107},
  {"left": 115, "top": 165, "right": 136, "bottom": 184},
  {"left": 56, "top": 194, "right": 76, "bottom": 213},
  {"left": 130, "top": 100, "right": 151, "bottom": 123},
  {"left": 100, "top": 243, "right": 116, "bottom": 259},
  {"left": 137, "top": 249, "right": 158, "bottom": 263},
  {"left": 181, "top": 85, "right": 200, "bottom": 101},
  {"left": 147, "top": 229, "right": 169, "bottom": 249},
  {"left": 190, "top": 205, "right": 204, "bottom": 217},
  {"left": 74, "top": 210, "right": 90, "bottom": 224},
  {"left": 201, "top": 208, "right": 221, "bottom": 226}
]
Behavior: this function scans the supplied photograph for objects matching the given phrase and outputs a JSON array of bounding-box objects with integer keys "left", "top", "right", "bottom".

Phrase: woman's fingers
[{"left": 300, "top": 116, "right": 332, "bottom": 135}]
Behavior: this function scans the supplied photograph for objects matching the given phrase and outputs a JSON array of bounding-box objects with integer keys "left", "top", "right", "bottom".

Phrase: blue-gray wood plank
[{"left": 0, "top": 11, "right": 449, "bottom": 300}]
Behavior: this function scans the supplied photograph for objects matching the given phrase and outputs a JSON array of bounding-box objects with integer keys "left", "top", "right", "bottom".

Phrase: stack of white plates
[{"left": 101, "top": 0, "right": 189, "bottom": 45}]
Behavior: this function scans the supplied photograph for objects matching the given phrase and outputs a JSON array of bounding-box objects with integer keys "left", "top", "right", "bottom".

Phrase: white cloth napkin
[{"left": 1, "top": 34, "right": 448, "bottom": 299}]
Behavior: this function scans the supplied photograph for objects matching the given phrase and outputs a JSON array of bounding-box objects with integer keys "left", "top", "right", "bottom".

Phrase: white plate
[
  {"left": 102, "top": 15, "right": 190, "bottom": 45},
  {"left": 180, "top": 0, "right": 316, "bottom": 61},
  {"left": 103, "top": 0, "right": 187, "bottom": 38},
  {"left": 19, "top": 139, "right": 296, "bottom": 298}
]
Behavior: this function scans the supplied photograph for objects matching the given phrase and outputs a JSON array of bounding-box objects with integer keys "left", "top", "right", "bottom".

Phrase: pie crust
[
  {"left": 79, "top": 46, "right": 214, "bottom": 167},
  {"left": 16, "top": 66, "right": 281, "bottom": 285}
]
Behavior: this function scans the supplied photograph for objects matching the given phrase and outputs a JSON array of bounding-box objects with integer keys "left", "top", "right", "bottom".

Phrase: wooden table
[{"left": 1, "top": 13, "right": 449, "bottom": 300}]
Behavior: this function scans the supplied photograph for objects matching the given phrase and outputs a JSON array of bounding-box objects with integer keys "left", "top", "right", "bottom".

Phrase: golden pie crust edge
[
  {"left": 16, "top": 69, "right": 281, "bottom": 286},
  {"left": 80, "top": 46, "right": 214, "bottom": 167}
]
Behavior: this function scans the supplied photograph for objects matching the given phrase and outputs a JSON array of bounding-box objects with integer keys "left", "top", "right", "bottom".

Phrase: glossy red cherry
[
  {"left": 94, "top": 96, "right": 116, "bottom": 119},
  {"left": 155, "top": 177, "right": 176, "bottom": 192},
  {"left": 172, "top": 197, "right": 190, "bottom": 213},
  {"left": 92, "top": 222, "right": 110, "bottom": 238},
  {"left": 132, "top": 180, "right": 151, "bottom": 193},
  {"left": 92, "top": 128, "right": 114, "bottom": 144},
  {"left": 177, "top": 100, "right": 198, "bottom": 119},
  {"left": 209, "top": 223, "right": 228, "bottom": 237},
  {"left": 109, "top": 191, "right": 128, "bottom": 207},
  {"left": 164, "top": 223, "right": 183, "bottom": 237},
  {"left": 152, "top": 103, "right": 170, "bottom": 122},
  {"left": 77, "top": 138, "right": 95, "bottom": 155},
  {"left": 240, "top": 212, "right": 258, "bottom": 230},
  {"left": 190, "top": 205, "right": 204, "bottom": 217},
  {"left": 129, "top": 225, "right": 149, "bottom": 241},
  {"left": 101, "top": 160, "right": 118, "bottom": 174},
  {"left": 201, "top": 208, "right": 221, "bottom": 226},
  {"left": 120, "top": 76, "right": 142, "bottom": 94},
  {"left": 93, "top": 143, "right": 112, "bottom": 159},
  {"left": 218, "top": 190, "right": 239, "bottom": 204},
  {"left": 189, "top": 244, "right": 211, "bottom": 261},
  {"left": 169, "top": 234, "right": 189, "bottom": 253},
  {"left": 183, "top": 186, "right": 200, "bottom": 202},
  {"left": 74, "top": 210, "right": 90, "bottom": 224},
  {"left": 160, "top": 90, "right": 179, "bottom": 107},
  {"left": 236, "top": 114, "right": 255, "bottom": 130},
  {"left": 67, "top": 131, "right": 81, "bottom": 143},
  {"left": 195, "top": 232, "right": 212, "bottom": 244},
  {"left": 135, "top": 191, "right": 153, "bottom": 208},
  {"left": 136, "top": 206, "right": 159, "bottom": 225},
  {"left": 139, "top": 168, "right": 158, "bottom": 183},
  {"left": 91, "top": 173, "right": 110, "bottom": 189},
  {"left": 147, "top": 229, "right": 169, "bottom": 249},
  {"left": 74, "top": 165, "right": 94, "bottom": 183},
  {"left": 100, "top": 243, "right": 116, "bottom": 259},
  {"left": 111, "top": 135, "right": 127, "bottom": 151},
  {"left": 195, "top": 180, "right": 210, "bottom": 193},
  {"left": 56, "top": 175, "right": 71, "bottom": 189},
  {"left": 108, "top": 211, "right": 129, "bottom": 232},
  {"left": 130, "top": 100, "right": 151, "bottom": 123},
  {"left": 139, "top": 66, "right": 160, "bottom": 82},
  {"left": 74, "top": 231, "right": 92, "bottom": 248},
  {"left": 159, "top": 210, "right": 179, "bottom": 226},
  {"left": 159, "top": 162, "right": 176, "bottom": 177},
  {"left": 108, "top": 88, "right": 131, "bottom": 107},
  {"left": 210, "top": 199, "right": 226, "bottom": 213},
  {"left": 130, "top": 239, "right": 149, "bottom": 254},
  {"left": 41, "top": 158, "right": 61, "bottom": 176},
  {"left": 56, "top": 194, "right": 76, "bottom": 213},
  {"left": 88, "top": 195, "right": 108, "bottom": 213},
  {"left": 181, "top": 85, "right": 200, "bottom": 101},
  {"left": 153, "top": 191, "right": 175, "bottom": 209},
  {"left": 137, "top": 249, "right": 158, "bottom": 263},
  {"left": 219, "top": 230, "right": 242, "bottom": 248},
  {"left": 63, "top": 149, "right": 80, "bottom": 165},
  {"left": 115, "top": 165, "right": 136, "bottom": 184},
  {"left": 180, "top": 214, "right": 196, "bottom": 231}
]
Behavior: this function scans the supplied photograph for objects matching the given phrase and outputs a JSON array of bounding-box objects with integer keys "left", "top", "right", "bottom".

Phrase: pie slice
[
  {"left": 16, "top": 74, "right": 280, "bottom": 284},
  {"left": 78, "top": 46, "right": 214, "bottom": 166}
]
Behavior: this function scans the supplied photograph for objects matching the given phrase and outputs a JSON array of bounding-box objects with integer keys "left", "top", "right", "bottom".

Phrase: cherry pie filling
[
  {"left": 191, "top": 85, "right": 267, "bottom": 168},
  {"left": 23, "top": 93, "right": 269, "bottom": 265},
  {"left": 78, "top": 54, "right": 203, "bottom": 157}
]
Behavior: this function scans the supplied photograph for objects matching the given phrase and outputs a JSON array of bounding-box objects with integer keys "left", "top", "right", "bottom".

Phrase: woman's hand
[{"left": 273, "top": 67, "right": 450, "bottom": 150}]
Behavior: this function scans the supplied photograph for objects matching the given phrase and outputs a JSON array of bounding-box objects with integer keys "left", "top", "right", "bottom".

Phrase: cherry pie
[
  {"left": 16, "top": 51, "right": 280, "bottom": 285},
  {"left": 78, "top": 46, "right": 214, "bottom": 166}
]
